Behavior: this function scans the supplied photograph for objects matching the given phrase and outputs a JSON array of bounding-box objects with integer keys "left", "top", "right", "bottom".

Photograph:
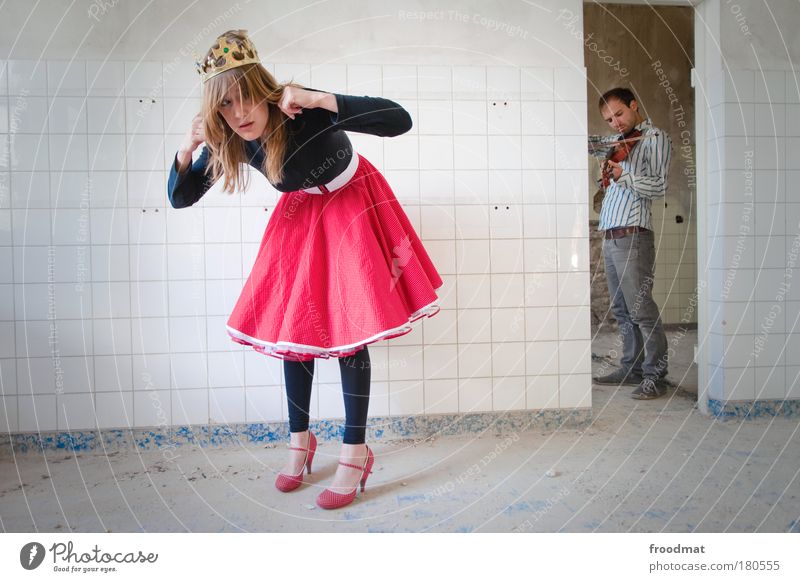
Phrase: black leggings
[{"left": 283, "top": 345, "right": 371, "bottom": 444}]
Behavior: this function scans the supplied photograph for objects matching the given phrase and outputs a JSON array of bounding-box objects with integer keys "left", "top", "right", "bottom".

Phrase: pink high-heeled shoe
[
  {"left": 316, "top": 445, "right": 374, "bottom": 509},
  {"left": 274, "top": 431, "right": 317, "bottom": 492}
]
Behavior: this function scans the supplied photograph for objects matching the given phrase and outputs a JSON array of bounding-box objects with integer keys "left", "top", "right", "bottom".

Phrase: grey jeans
[{"left": 602, "top": 229, "right": 668, "bottom": 379}]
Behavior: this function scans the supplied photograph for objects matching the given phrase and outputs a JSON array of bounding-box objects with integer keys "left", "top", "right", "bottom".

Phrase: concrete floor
[{"left": 2, "top": 330, "right": 799, "bottom": 532}]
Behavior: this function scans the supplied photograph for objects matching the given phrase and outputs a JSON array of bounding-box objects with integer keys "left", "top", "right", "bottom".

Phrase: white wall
[
  {"left": 697, "top": 0, "right": 800, "bottom": 404},
  {"left": 0, "top": 0, "right": 584, "bottom": 67},
  {"left": 0, "top": 0, "right": 592, "bottom": 433},
  {"left": 719, "top": 0, "right": 800, "bottom": 71}
]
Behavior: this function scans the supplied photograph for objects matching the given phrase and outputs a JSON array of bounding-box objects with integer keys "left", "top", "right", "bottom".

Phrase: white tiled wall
[
  {"left": 0, "top": 59, "right": 592, "bottom": 433},
  {"left": 705, "top": 68, "right": 800, "bottom": 401}
]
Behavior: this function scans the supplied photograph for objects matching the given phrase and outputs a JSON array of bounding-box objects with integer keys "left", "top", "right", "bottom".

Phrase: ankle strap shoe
[
  {"left": 275, "top": 431, "right": 317, "bottom": 492},
  {"left": 316, "top": 445, "right": 374, "bottom": 509}
]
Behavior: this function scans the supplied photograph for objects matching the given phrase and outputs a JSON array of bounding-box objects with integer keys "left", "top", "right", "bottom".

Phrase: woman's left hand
[{"left": 278, "top": 86, "right": 327, "bottom": 120}]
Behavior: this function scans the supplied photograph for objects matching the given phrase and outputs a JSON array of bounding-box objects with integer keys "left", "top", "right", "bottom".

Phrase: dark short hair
[{"left": 599, "top": 88, "right": 636, "bottom": 109}]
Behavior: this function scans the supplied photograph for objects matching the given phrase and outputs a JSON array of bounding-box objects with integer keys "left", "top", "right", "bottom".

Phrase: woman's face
[{"left": 218, "top": 85, "right": 268, "bottom": 140}]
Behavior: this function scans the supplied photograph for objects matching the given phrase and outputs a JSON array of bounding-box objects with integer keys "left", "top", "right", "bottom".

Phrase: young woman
[{"left": 167, "top": 30, "right": 443, "bottom": 509}]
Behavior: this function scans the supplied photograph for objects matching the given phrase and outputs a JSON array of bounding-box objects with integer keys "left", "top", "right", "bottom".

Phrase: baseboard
[
  {"left": 0, "top": 408, "right": 592, "bottom": 458},
  {"left": 708, "top": 398, "right": 800, "bottom": 419}
]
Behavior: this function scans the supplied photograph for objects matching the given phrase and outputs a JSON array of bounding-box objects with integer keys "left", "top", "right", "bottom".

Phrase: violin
[
  {"left": 588, "top": 129, "right": 656, "bottom": 213},
  {"left": 600, "top": 128, "right": 643, "bottom": 188}
]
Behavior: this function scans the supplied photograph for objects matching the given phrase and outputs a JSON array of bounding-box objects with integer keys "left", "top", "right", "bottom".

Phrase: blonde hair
[{"left": 200, "top": 29, "right": 301, "bottom": 192}]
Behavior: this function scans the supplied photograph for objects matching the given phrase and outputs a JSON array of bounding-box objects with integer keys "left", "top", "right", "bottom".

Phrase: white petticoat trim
[{"left": 226, "top": 299, "right": 441, "bottom": 360}]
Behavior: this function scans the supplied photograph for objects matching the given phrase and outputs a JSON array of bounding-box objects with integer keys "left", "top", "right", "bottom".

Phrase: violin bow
[{"left": 587, "top": 130, "right": 661, "bottom": 159}]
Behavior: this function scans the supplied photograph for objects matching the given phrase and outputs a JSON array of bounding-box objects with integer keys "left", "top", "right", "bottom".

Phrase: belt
[
  {"left": 604, "top": 225, "right": 650, "bottom": 239},
  {"left": 300, "top": 148, "right": 359, "bottom": 194}
]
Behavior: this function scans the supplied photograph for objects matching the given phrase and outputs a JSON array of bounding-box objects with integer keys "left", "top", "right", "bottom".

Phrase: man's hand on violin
[{"left": 604, "top": 160, "right": 623, "bottom": 182}]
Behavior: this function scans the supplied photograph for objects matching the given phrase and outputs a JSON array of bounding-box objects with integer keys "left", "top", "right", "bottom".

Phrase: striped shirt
[{"left": 597, "top": 118, "right": 672, "bottom": 231}]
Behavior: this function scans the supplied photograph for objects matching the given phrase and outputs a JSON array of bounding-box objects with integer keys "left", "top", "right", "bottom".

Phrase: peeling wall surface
[{"left": 584, "top": 3, "right": 697, "bottom": 327}]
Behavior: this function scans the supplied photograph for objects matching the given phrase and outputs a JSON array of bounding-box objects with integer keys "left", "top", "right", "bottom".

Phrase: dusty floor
[{"left": 1, "top": 330, "right": 799, "bottom": 532}]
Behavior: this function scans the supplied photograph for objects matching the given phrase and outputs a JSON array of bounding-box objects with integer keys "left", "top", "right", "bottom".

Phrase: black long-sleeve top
[{"left": 167, "top": 90, "right": 412, "bottom": 208}]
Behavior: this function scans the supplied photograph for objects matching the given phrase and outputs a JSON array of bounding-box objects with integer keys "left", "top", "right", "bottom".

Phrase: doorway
[{"left": 583, "top": 2, "right": 699, "bottom": 398}]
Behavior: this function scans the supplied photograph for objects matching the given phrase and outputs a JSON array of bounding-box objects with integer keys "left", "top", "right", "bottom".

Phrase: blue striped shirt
[{"left": 597, "top": 118, "right": 672, "bottom": 231}]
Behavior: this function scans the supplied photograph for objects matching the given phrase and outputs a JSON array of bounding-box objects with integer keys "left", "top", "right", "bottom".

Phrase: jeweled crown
[{"left": 195, "top": 30, "right": 260, "bottom": 83}]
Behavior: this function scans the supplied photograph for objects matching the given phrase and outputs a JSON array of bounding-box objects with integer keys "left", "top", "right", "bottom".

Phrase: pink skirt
[{"left": 226, "top": 154, "right": 443, "bottom": 361}]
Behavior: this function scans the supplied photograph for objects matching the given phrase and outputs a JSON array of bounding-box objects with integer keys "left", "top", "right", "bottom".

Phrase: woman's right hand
[
  {"left": 176, "top": 113, "right": 205, "bottom": 173},
  {"left": 181, "top": 113, "right": 205, "bottom": 152}
]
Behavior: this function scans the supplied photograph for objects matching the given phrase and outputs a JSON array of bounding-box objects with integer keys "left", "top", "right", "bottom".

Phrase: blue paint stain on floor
[
  {"left": 454, "top": 525, "right": 473, "bottom": 532},
  {"left": 528, "top": 499, "right": 555, "bottom": 511},
  {"left": 502, "top": 501, "right": 532, "bottom": 514},
  {"left": 412, "top": 508, "right": 435, "bottom": 519},
  {"left": 789, "top": 519, "right": 800, "bottom": 533},
  {"left": 396, "top": 493, "right": 427, "bottom": 507},
  {"left": 644, "top": 509, "right": 671, "bottom": 521},
  {"left": 342, "top": 511, "right": 360, "bottom": 521}
]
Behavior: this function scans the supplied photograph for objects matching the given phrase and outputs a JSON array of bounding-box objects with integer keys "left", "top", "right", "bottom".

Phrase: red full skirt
[{"left": 226, "top": 154, "right": 443, "bottom": 361}]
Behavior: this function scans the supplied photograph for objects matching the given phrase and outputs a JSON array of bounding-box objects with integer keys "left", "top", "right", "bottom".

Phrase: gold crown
[{"left": 195, "top": 31, "right": 260, "bottom": 83}]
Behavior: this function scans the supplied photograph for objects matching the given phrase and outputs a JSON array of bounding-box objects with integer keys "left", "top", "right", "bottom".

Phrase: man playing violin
[{"left": 593, "top": 88, "right": 672, "bottom": 400}]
